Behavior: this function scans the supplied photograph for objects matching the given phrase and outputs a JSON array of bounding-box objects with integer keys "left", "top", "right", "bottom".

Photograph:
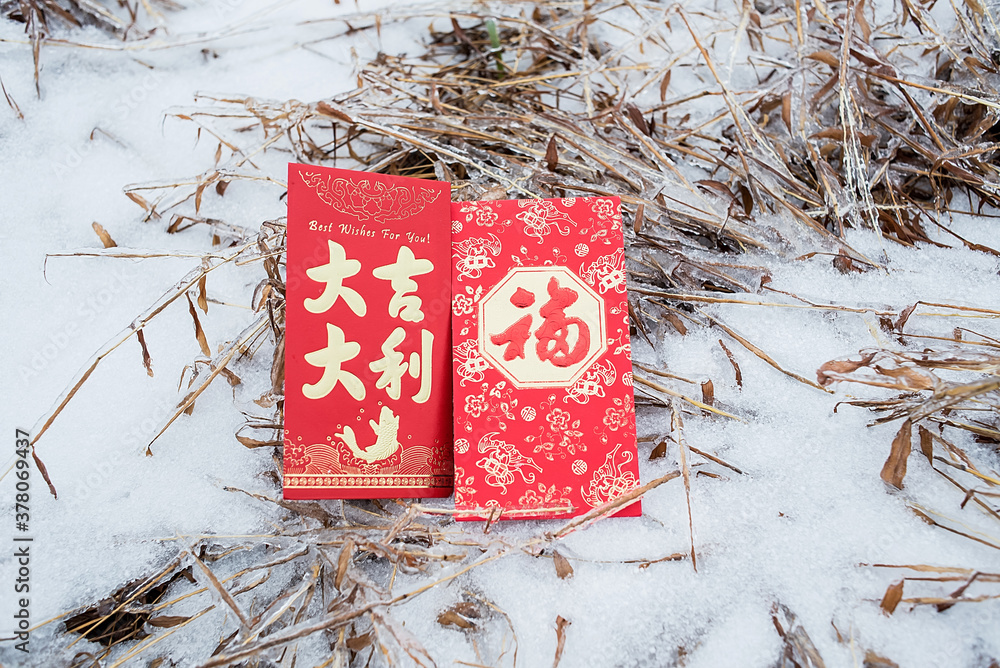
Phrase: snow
[{"left": 1, "top": 1, "right": 1000, "bottom": 666}]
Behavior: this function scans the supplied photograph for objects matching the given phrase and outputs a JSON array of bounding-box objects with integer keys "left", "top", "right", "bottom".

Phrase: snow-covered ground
[{"left": 1, "top": 1, "right": 999, "bottom": 666}]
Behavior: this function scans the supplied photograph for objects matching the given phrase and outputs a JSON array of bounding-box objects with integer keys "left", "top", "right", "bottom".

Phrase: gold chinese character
[
  {"left": 304, "top": 240, "right": 367, "bottom": 317},
  {"left": 302, "top": 323, "right": 365, "bottom": 400},
  {"left": 372, "top": 245, "right": 433, "bottom": 322},
  {"left": 368, "top": 327, "right": 434, "bottom": 403}
]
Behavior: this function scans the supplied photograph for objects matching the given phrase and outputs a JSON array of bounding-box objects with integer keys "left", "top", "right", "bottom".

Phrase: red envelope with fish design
[
  {"left": 284, "top": 164, "right": 453, "bottom": 499},
  {"left": 450, "top": 197, "right": 640, "bottom": 520}
]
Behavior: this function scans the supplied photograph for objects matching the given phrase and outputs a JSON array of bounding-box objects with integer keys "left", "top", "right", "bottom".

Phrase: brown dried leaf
[
  {"left": 197, "top": 275, "right": 208, "bottom": 313},
  {"left": 833, "top": 249, "right": 864, "bottom": 274},
  {"left": 659, "top": 69, "right": 672, "bottom": 101},
  {"left": 147, "top": 615, "right": 191, "bottom": 628},
  {"left": 220, "top": 368, "right": 241, "bottom": 387},
  {"left": 32, "top": 449, "right": 58, "bottom": 499},
  {"left": 880, "top": 580, "right": 904, "bottom": 615},
  {"left": 918, "top": 426, "right": 934, "bottom": 465},
  {"left": 137, "top": 329, "right": 154, "bottom": 378},
  {"left": 665, "top": 312, "right": 688, "bottom": 335},
  {"left": 895, "top": 304, "right": 917, "bottom": 333},
  {"left": 215, "top": 180, "right": 229, "bottom": 196},
  {"left": 271, "top": 334, "right": 285, "bottom": 396},
  {"left": 335, "top": 539, "right": 354, "bottom": 590},
  {"left": 626, "top": 103, "right": 650, "bottom": 135},
  {"left": 881, "top": 420, "right": 913, "bottom": 489},
  {"left": 737, "top": 183, "right": 753, "bottom": 217},
  {"left": 701, "top": 380, "right": 715, "bottom": 406},
  {"left": 650, "top": 438, "right": 668, "bottom": 460},
  {"left": 125, "top": 191, "right": 151, "bottom": 211},
  {"left": 864, "top": 649, "right": 900, "bottom": 668},
  {"left": 545, "top": 135, "right": 559, "bottom": 171},
  {"left": 807, "top": 50, "right": 840, "bottom": 67},
  {"left": 92, "top": 222, "right": 117, "bottom": 248},
  {"left": 186, "top": 293, "right": 211, "bottom": 357},
  {"left": 316, "top": 101, "right": 354, "bottom": 124},
  {"left": 429, "top": 84, "right": 445, "bottom": 114},
  {"left": 816, "top": 353, "right": 877, "bottom": 386},
  {"left": 345, "top": 630, "right": 372, "bottom": 651},
  {"left": 553, "top": 550, "right": 574, "bottom": 579},
  {"left": 195, "top": 182, "right": 206, "bottom": 214},
  {"left": 781, "top": 91, "right": 791, "bottom": 131},
  {"left": 771, "top": 605, "right": 827, "bottom": 667},
  {"left": 633, "top": 203, "right": 645, "bottom": 234},
  {"left": 437, "top": 609, "right": 475, "bottom": 630},
  {"left": 696, "top": 179, "right": 734, "bottom": 200},
  {"left": 235, "top": 435, "right": 279, "bottom": 448},
  {"left": 855, "top": 0, "right": 872, "bottom": 41},
  {"left": 877, "top": 365, "right": 935, "bottom": 391},
  {"left": 553, "top": 615, "right": 571, "bottom": 668},
  {"left": 719, "top": 340, "right": 742, "bottom": 389}
]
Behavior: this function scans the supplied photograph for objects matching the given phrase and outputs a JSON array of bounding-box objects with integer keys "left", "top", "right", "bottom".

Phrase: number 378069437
[{"left": 14, "top": 429, "right": 30, "bottom": 527}]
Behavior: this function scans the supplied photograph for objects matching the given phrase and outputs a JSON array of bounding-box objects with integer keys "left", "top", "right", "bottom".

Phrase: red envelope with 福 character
[
  {"left": 283, "top": 164, "right": 453, "bottom": 499},
  {"left": 450, "top": 197, "right": 641, "bottom": 520}
]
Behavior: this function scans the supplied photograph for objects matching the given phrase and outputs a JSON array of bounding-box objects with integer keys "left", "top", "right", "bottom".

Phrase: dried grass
[
  {"left": 819, "top": 311, "right": 1000, "bottom": 550},
  {"left": 15, "top": 0, "right": 1000, "bottom": 664},
  {"left": 0, "top": 0, "right": 178, "bottom": 93}
]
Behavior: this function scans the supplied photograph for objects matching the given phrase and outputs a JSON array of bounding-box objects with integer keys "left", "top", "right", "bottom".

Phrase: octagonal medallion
[{"left": 478, "top": 266, "right": 607, "bottom": 388}]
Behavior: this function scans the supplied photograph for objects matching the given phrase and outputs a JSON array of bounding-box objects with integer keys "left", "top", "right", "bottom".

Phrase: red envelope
[
  {"left": 284, "top": 164, "right": 453, "bottom": 499},
  {"left": 450, "top": 197, "right": 641, "bottom": 520}
]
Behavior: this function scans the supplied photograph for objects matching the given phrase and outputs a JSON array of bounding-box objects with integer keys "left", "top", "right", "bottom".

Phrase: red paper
[
  {"left": 450, "top": 197, "right": 640, "bottom": 520},
  {"left": 284, "top": 164, "right": 453, "bottom": 499}
]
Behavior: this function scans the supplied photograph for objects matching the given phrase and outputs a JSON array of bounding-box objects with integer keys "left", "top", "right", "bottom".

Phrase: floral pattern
[
  {"left": 455, "top": 381, "right": 518, "bottom": 433},
  {"left": 452, "top": 285, "right": 483, "bottom": 317},
  {"left": 602, "top": 394, "right": 633, "bottom": 432},
  {"left": 464, "top": 394, "right": 489, "bottom": 418},
  {"left": 517, "top": 483, "right": 572, "bottom": 509},
  {"left": 454, "top": 339, "right": 490, "bottom": 386},
  {"left": 451, "top": 196, "right": 639, "bottom": 519},
  {"left": 454, "top": 465, "right": 477, "bottom": 507},
  {"left": 546, "top": 407, "right": 572, "bottom": 431},
  {"left": 524, "top": 395, "right": 587, "bottom": 461},
  {"left": 457, "top": 201, "right": 508, "bottom": 229}
]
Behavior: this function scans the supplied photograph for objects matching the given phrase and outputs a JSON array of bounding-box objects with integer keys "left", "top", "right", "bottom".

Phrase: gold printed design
[
  {"left": 475, "top": 432, "right": 542, "bottom": 494},
  {"left": 581, "top": 442, "right": 638, "bottom": 507},
  {"left": 301, "top": 172, "right": 440, "bottom": 222},
  {"left": 336, "top": 406, "right": 401, "bottom": 463}
]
